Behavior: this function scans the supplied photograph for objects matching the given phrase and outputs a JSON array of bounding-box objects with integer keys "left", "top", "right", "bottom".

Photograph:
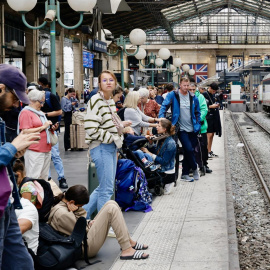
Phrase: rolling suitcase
[{"left": 70, "top": 124, "right": 88, "bottom": 150}]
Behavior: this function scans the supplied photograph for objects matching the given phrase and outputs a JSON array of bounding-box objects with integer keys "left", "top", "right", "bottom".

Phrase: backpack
[
  {"left": 115, "top": 159, "right": 152, "bottom": 212},
  {"left": 117, "top": 107, "right": 126, "bottom": 121},
  {"left": 19, "top": 177, "right": 55, "bottom": 222},
  {"left": 30, "top": 217, "right": 100, "bottom": 270},
  {"left": 45, "top": 91, "right": 62, "bottom": 123}
]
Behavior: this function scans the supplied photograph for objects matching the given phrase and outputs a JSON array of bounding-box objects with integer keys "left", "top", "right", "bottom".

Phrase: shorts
[{"left": 206, "top": 115, "right": 216, "bottom": 133}]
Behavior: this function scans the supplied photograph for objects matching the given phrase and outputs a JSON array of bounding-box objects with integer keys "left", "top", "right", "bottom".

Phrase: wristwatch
[{"left": 45, "top": 113, "right": 48, "bottom": 117}]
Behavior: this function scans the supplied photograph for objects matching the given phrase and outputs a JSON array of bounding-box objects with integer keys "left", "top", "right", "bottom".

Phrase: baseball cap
[{"left": 0, "top": 64, "right": 29, "bottom": 104}]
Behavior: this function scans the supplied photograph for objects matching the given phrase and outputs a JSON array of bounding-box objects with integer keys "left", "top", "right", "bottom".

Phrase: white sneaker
[
  {"left": 164, "top": 182, "right": 174, "bottom": 195},
  {"left": 107, "top": 227, "right": 116, "bottom": 238},
  {"left": 193, "top": 167, "right": 200, "bottom": 181}
]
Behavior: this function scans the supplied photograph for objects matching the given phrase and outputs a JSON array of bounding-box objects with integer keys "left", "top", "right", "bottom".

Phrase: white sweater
[{"left": 84, "top": 93, "right": 123, "bottom": 150}]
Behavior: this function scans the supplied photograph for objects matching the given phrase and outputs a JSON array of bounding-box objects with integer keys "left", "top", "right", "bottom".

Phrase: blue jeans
[
  {"left": 133, "top": 150, "right": 153, "bottom": 163},
  {"left": 178, "top": 131, "right": 198, "bottom": 175},
  {"left": 0, "top": 205, "right": 34, "bottom": 270},
  {"left": 83, "top": 143, "right": 117, "bottom": 219},
  {"left": 48, "top": 138, "right": 65, "bottom": 181}
]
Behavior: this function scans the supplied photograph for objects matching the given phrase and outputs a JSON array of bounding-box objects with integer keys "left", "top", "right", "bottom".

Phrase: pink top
[{"left": 19, "top": 110, "right": 51, "bottom": 153}]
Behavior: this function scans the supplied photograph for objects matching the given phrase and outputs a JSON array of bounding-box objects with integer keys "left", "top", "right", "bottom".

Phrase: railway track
[{"left": 231, "top": 112, "right": 270, "bottom": 203}]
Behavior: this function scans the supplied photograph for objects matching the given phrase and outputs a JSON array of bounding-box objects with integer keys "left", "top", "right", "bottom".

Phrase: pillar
[
  {"left": 25, "top": 28, "right": 39, "bottom": 82},
  {"left": 0, "top": 4, "right": 5, "bottom": 64},
  {"left": 55, "top": 28, "right": 64, "bottom": 97},
  {"left": 73, "top": 37, "right": 84, "bottom": 100}
]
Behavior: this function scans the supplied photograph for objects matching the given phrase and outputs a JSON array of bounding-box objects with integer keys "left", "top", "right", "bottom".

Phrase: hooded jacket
[
  {"left": 159, "top": 89, "right": 201, "bottom": 133},
  {"left": 194, "top": 89, "right": 208, "bottom": 134}
]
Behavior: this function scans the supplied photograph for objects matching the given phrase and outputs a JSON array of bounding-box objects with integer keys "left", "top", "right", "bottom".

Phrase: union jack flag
[{"left": 188, "top": 64, "right": 208, "bottom": 83}]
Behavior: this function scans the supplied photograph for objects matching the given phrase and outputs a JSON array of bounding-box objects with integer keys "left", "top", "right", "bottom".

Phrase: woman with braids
[
  {"left": 133, "top": 118, "right": 177, "bottom": 195},
  {"left": 48, "top": 185, "right": 149, "bottom": 260}
]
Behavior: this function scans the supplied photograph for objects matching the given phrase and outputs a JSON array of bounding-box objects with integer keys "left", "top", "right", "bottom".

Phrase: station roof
[{"left": 6, "top": 0, "right": 270, "bottom": 44}]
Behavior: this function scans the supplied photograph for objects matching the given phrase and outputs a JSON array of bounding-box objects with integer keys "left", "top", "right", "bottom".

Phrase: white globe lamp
[
  {"left": 182, "top": 64, "right": 190, "bottom": 72},
  {"left": 189, "top": 69, "right": 195, "bottom": 76},
  {"left": 155, "top": 58, "right": 164, "bottom": 67},
  {"left": 169, "top": 64, "right": 176, "bottom": 72},
  {"left": 101, "top": 29, "right": 113, "bottom": 46},
  {"left": 173, "top": 57, "right": 182, "bottom": 68},
  {"left": 7, "top": 0, "right": 37, "bottom": 12},
  {"left": 68, "top": 0, "right": 97, "bottom": 12},
  {"left": 150, "top": 58, "right": 155, "bottom": 64},
  {"left": 129, "top": 29, "right": 146, "bottom": 46},
  {"left": 135, "top": 48, "right": 147, "bottom": 60},
  {"left": 42, "top": 48, "right": 50, "bottom": 56},
  {"left": 10, "top": 40, "right": 18, "bottom": 48},
  {"left": 158, "top": 48, "right": 170, "bottom": 60}
]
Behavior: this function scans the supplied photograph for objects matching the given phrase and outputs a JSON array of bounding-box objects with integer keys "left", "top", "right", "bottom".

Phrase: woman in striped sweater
[{"left": 83, "top": 70, "right": 131, "bottom": 219}]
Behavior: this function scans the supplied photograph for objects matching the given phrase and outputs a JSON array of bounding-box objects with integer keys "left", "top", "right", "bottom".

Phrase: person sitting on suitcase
[
  {"left": 48, "top": 185, "right": 149, "bottom": 260},
  {"left": 133, "top": 118, "right": 177, "bottom": 195}
]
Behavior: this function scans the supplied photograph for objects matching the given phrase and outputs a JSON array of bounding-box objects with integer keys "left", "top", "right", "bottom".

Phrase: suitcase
[
  {"left": 88, "top": 162, "right": 115, "bottom": 219},
  {"left": 70, "top": 124, "right": 88, "bottom": 150}
]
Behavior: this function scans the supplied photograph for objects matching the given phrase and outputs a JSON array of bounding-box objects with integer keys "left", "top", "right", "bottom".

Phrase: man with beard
[{"left": 0, "top": 64, "right": 40, "bottom": 269}]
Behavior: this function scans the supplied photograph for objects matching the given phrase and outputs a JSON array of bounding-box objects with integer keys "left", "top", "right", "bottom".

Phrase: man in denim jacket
[
  {"left": 0, "top": 64, "right": 40, "bottom": 270},
  {"left": 159, "top": 77, "right": 201, "bottom": 182}
]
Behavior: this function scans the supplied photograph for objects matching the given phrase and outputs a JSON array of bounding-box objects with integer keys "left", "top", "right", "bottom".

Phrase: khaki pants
[
  {"left": 87, "top": 201, "right": 131, "bottom": 257},
  {"left": 24, "top": 150, "right": 51, "bottom": 180}
]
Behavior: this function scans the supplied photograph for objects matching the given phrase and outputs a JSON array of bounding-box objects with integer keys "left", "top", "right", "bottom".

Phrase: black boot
[
  {"left": 59, "top": 178, "right": 68, "bottom": 189},
  {"left": 205, "top": 166, "right": 213, "bottom": 173}
]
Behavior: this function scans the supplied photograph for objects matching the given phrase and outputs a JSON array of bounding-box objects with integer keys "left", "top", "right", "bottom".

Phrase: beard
[{"left": 0, "top": 92, "right": 17, "bottom": 112}]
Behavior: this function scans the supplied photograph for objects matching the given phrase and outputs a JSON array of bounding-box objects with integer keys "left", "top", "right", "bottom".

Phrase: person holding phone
[
  {"left": 18, "top": 90, "right": 53, "bottom": 181},
  {"left": 61, "top": 88, "right": 78, "bottom": 151}
]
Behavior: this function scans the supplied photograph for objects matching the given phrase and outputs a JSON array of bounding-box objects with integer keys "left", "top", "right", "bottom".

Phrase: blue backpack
[
  {"left": 45, "top": 91, "right": 62, "bottom": 123},
  {"left": 115, "top": 159, "right": 152, "bottom": 212}
]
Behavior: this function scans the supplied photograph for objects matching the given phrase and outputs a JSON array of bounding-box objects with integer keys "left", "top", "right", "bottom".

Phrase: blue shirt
[{"left": 60, "top": 96, "right": 78, "bottom": 112}]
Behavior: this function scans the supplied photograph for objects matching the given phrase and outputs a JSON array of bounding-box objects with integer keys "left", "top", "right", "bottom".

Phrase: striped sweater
[{"left": 84, "top": 92, "right": 123, "bottom": 150}]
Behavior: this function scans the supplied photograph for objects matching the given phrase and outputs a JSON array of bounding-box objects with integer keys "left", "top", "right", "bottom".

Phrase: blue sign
[
  {"left": 93, "top": 39, "right": 107, "bottom": 53},
  {"left": 83, "top": 51, "right": 94, "bottom": 69}
]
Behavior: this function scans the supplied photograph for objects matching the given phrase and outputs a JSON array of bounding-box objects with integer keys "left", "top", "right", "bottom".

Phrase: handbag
[
  {"left": 0, "top": 167, "right": 12, "bottom": 218},
  {"left": 49, "top": 130, "right": 58, "bottom": 146}
]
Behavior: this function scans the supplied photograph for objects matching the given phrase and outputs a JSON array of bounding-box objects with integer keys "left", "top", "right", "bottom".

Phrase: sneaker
[
  {"left": 205, "top": 166, "right": 213, "bottom": 173},
  {"left": 59, "top": 178, "right": 68, "bottom": 189},
  {"left": 144, "top": 161, "right": 154, "bottom": 168},
  {"left": 107, "top": 227, "right": 116, "bottom": 238},
  {"left": 149, "top": 164, "right": 161, "bottom": 171},
  {"left": 181, "top": 175, "right": 194, "bottom": 182},
  {"left": 209, "top": 151, "right": 218, "bottom": 158},
  {"left": 193, "top": 167, "right": 200, "bottom": 181},
  {"left": 164, "top": 182, "right": 174, "bottom": 195}
]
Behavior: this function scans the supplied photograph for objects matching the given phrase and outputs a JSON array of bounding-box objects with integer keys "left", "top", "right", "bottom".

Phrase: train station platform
[{"left": 50, "top": 110, "right": 237, "bottom": 270}]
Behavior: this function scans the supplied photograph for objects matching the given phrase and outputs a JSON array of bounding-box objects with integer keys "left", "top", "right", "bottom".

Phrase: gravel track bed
[
  {"left": 225, "top": 112, "right": 270, "bottom": 269},
  {"left": 246, "top": 112, "right": 270, "bottom": 133}
]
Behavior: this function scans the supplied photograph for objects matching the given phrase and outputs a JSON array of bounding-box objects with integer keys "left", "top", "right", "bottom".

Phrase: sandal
[
  {"left": 132, "top": 242, "right": 148, "bottom": 250},
  {"left": 120, "top": 250, "right": 149, "bottom": 260}
]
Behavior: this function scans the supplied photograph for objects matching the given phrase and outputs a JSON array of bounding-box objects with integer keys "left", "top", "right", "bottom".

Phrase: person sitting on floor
[
  {"left": 15, "top": 198, "right": 39, "bottom": 255},
  {"left": 48, "top": 185, "right": 149, "bottom": 260},
  {"left": 133, "top": 118, "right": 177, "bottom": 194}
]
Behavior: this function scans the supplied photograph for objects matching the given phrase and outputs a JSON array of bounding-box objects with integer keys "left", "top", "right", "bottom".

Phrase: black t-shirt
[
  {"left": 41, "top": 92, "right": 62, "bottom": 124},
  {"left": 203, "top": 91, "right": 217, "bottom": 114}
]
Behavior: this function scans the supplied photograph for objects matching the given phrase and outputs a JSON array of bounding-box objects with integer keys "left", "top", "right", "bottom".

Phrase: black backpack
[
  {"left": 18, "top": 177, "right": 55, "bottom": 222},
  {"left": 117, "top": 107, "right": 126, "bottom": 121},
  {"left": 29, "top": 217, "right": 100, "bottom": 270}
]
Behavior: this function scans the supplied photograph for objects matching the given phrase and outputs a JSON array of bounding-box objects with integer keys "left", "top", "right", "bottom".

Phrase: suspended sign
[
  {"left": 83, "top": 51, "right": 94, "bottom": 68},
  {"left": 93, "top": 39, "right": 107, "bottom": 53}
]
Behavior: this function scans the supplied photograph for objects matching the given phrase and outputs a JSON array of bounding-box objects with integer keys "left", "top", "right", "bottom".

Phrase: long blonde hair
[{"left": 123, "top": 91, "right": 140, "bottom": 109}]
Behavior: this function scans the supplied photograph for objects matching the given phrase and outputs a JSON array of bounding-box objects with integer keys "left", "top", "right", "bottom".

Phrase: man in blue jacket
[
  {"left": 159, "top": 77, "right": 201, "bottom": 182},
  {"left": 0, "top": 64, "right": 40, "bottom": 269}
]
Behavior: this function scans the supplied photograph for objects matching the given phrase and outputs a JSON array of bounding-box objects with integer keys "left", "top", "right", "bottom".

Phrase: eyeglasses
[
  {"left": 101, "top": 79, "right": 115, "bottom": 83},
  {"left": 37, "top": 100, "right": 45, "bottom": 105},
  {"left": 8, "top": 89, "right": 19, "bottom": 101}
]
